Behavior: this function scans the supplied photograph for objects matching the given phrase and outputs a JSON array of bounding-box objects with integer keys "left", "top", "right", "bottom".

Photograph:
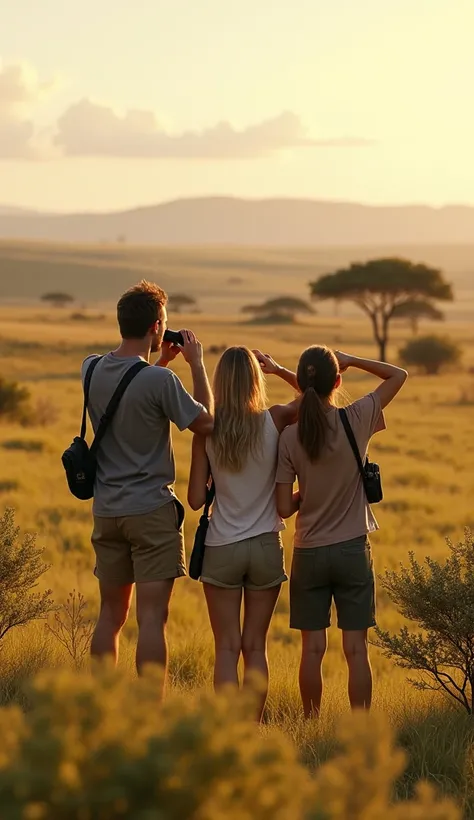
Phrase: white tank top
[{"left": 205, "top": 410, "right": 284, "bottom": 546}]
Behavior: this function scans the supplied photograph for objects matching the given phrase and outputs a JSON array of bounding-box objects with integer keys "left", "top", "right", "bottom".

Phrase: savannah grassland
[{"left": 0, "top": 241, "right": 474, "bottom": 814}]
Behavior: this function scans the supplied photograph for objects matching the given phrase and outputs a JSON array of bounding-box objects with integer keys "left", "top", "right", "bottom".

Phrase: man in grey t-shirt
[{"left": 83, "top": 280, "right": 213, "bottom": 689}]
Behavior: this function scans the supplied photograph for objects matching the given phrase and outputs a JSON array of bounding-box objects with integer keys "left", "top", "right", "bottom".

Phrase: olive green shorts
[
  {"left": 290, "top": 536, "right": 375, "bottom": 631},
  {"left": 201, "top": 532, "right": 287, "bottom": 590},
  {"left": 92, "top": 499, "right": 186, "bottom": 586}
]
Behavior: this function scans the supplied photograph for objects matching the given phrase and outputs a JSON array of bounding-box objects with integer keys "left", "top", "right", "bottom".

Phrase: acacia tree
[
  {"left": 168, "top": 294, "right": 197, "bottom": 314},
  {"left": 41, "top": 292, "right": 74, "bottom": 309},
  {"left": 242, "top": 296, "right": 315, "bottom": 324},
  {"left": 392, "top": 298, "right": 444, "bottom": 336},
  {"left": 310, "top": 258, "right": 453, "bottom": 361}
]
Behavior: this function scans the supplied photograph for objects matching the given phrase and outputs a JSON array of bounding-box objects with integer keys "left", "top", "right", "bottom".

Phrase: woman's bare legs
[
  {"left": 242, "top": 585, "right": 281, "bottom": 721},
  {"left": 204, "top": 583, "right": 242, "bottom": 688}
]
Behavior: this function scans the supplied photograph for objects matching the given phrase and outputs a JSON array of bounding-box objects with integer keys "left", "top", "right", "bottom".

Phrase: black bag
[
  {"left": 62, "top": 358, "right": 149, "bottom": 500},
  {"left": 339, "top": 408, "right": 383, "bottom": 504},
  {"left": 189, "top": 481, "right": 215, "bottom": 580}
]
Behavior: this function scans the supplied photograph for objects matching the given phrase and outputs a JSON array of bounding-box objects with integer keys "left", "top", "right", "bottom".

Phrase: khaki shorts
[
  {"left": 92, "top": 499, "right": 186, "bottom": 586},
  {"left": 201, "top": 531, "right": 287, "bottom": 590},
  {"left": 290, "top": 536, "right": 375, "bottom": 631}
]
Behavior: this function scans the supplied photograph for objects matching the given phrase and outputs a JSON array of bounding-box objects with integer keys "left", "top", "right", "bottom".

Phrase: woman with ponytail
[
  {"left": 276, "top": 346, "right": 407, "bottom": 717},
  {"left": 188, "top": 346, "right": 300, "bottom": 720}
]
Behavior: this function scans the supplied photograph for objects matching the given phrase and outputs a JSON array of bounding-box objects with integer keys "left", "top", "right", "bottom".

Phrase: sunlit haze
[{"left": 2, "top": 0, "right": 473, "bottom": 212}]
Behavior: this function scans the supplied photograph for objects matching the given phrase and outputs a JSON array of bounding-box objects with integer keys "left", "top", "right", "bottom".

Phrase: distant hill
[
  {"left": 0, "top": 205, "right": 43, "bottom": 216},
  {"left": 2, "top": 197, "right": 474, "bottom": 245}
]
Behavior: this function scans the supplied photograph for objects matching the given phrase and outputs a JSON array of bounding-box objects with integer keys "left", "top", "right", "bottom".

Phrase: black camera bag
[
  {"left": 339, "top": 408, "right": 383, "bottom": 504},
  {"left": 62, "top": 357, "right": 149, "bottom": 500}
]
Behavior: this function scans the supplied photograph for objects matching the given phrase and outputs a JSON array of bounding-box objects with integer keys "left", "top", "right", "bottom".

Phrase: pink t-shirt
[{"left": 276, "top": 392, "right": 386, "bottom": 548}]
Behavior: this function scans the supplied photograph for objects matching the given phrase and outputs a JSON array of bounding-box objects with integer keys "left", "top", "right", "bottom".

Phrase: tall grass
[{"left": 0, "top": 307, "right": 473, "bottom": 810}]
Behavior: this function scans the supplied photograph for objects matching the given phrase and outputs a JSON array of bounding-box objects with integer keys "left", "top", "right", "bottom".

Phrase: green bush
[
  {"left": 0, "top": 669, "right": 460, "bottom": 819},
  {"left": 0, "top": 377, "right": 30, "bottom": 422},
  {"left": 0, "top": 508, "right": 54, "bottom": 652},
  {"left": 399, "top": 335, "right": 462, "bottom": 375},
  {"left": 375, "top": 529, "right": 474, "bottom": 714},
  {"left": 1, "top": 439, "right": 45, "bottom": 453}
]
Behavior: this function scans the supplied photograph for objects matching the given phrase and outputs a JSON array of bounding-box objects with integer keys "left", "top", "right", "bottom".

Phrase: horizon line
[{"left": 3, "top": 194, "right": 474, "bottom": 218}]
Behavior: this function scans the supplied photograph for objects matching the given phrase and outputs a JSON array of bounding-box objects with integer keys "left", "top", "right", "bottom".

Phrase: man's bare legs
[
  {"left": 343, "top": 629, "right": 372, "bottom": 710},
  {"left": 242, "top": 585, "right": 281, "bottom": 721},
  {"left": 204, "top": 584, "right": 242, "bottom": 689},
  {"left": 136, "top": 579, "right": 175, "bottom": 695},
  {"left": 299, "top": 629, "right": 327, "bottom": 718},
  {"left": 91, "top": 581, "right": 134, "bottom": 665}
]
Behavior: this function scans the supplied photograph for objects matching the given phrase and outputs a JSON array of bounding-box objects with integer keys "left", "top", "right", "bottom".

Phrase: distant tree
[
  {"left": 310, "top": 258, "right": 453, "bottom": 361},
  {"left": 392, "top": 298, "right": 445, "bottom": 336},
  {"left": 242, "top": 296, "right": 315, "bottom": 325},
  {"left": 399, "top": 335, "right": 462, "bottom": 375},
  {"left": 116, "top": 234, "right": 127, "bottom": 243},
  {"left": 168, "top": 294, "right": 197, "bottom": 314},
  {"left": 375, "top": 529, "right": 474, "bottom": 714},
  {"left": 41, "top": 292, "right": 74, "bottom": 309}
]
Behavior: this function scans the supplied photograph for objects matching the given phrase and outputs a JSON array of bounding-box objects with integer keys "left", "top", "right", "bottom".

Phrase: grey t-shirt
[{"left": 82, "top": 353, "right": 202, "bottom": 517}]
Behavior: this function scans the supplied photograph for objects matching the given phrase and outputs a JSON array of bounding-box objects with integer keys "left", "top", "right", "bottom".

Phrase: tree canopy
[
  {"left": 41, "top": 292, "right": 74, "bottom": 308},
  {"left": 168, "top": 294, "right": 197, "bottom": 313},
  {"left": 242, "top": 296, "right": 314, "bottom": 324},
  {"left": 392, "top": 299, "right": 445, "bottom": 335},
  {"left": 310, "top": 258, "right": 453, "bottom": 360}
]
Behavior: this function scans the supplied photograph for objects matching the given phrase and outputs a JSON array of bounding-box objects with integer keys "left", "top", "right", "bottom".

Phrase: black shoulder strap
[
  {"left": 81, "top": 356, "right": 103, "bottom": 438},
  {"left": 338, "top": 408, "right": 366, "bottom": 482},
  {"left": 203, "top": 480, "right": 215, "bottom": 517},
  {"left": 89, "top": 360, "right": 150, "bottom": 456}
]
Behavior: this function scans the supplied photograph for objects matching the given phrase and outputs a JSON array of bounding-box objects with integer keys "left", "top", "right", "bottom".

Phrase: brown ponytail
[{"left": 297, "top": 346, "right": 339, "bottom": 462}]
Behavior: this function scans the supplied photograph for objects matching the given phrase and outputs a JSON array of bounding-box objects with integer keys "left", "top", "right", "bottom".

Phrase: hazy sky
[{"left": 1, "top": 0, "right": 473, "bottom": 211}]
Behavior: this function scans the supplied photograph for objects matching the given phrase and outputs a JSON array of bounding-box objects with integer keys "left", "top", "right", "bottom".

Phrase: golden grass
[
  {"left": 1, "top": 303, "right": 474, "bottom": 811},
  {"left": 1, "top": 239, "right": 474, "bottom": 318}
]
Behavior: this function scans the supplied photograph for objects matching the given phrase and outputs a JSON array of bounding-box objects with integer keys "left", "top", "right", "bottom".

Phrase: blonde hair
[{"left": 211, "top": 347, "right": 267, "bottom": 472}]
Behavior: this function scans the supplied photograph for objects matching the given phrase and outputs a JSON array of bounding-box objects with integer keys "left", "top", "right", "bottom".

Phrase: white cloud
[
  {"left": 0, "top": 61, "right": 58, "bottom": 159},
  {"left": 0, "top": 59, "right": 371, "bottom": 161},
  {"left": 54, "top": 100, "right": 370, "bottom": 158}
]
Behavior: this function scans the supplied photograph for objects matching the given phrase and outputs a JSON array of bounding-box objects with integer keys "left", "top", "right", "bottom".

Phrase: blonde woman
[{"left": 188, "top": 346, "right": 299, "bottom": 719}]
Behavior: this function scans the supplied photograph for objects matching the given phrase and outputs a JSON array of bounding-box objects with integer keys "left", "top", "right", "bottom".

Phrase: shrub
[
  {"left": 0, "top": 669, "right": 460, "bottom": 819},
  {"left": 0, "top": 480, "right": 19, "bottom": 493},
  {"left": 0, "top": 377, "right": 30, "bottom": 422},
  {"left": 0, "top": 509, "right": 54, "bottom": 653},
  {"left": 399, "top": 335, "right": 462, "bottom": 375},
  {"left": 375, "top": 529, "right": 474, "bottom": 714},
  {"left": 31, "top": 397, "right": 59, "bottom": 428},
  {"left": 45, "top": 590, "right": 94, "bottom": 670},
  {"left": 1, "top": 439, "right": 44, "bottom": 452}
]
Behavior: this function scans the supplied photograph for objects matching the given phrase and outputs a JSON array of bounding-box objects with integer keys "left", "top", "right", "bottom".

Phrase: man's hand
[
  {"left": 157, "top": 339, "right": 183, "bottom": 368},
  {"left": 334, "top": 350, "right": 354, "bottom": 373},
  {"left": 182, "top": 330, "right": 204, "bottom": 368},
  {"left": 252, "top": 349, "right": 281, "bottom": 375}
]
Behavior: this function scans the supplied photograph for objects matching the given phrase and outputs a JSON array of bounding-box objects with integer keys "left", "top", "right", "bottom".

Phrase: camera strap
[{"left": 338, "top": 408, "right": 367, "bottom": 485}]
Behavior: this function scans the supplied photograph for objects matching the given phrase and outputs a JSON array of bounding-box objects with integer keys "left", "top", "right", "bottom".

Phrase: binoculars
[{"left": 163, "top": 329, "right": 184, "bottom": 346}]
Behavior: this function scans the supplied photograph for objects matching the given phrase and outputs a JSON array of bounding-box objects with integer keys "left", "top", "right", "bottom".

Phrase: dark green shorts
[{"left": 290, "top": 536, "right": 375, "bottom": 631}]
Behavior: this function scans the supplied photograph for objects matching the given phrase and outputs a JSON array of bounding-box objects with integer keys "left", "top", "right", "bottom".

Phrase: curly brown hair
[{"left": 117, "top": 280, "right": 168, "bottom": 339}]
